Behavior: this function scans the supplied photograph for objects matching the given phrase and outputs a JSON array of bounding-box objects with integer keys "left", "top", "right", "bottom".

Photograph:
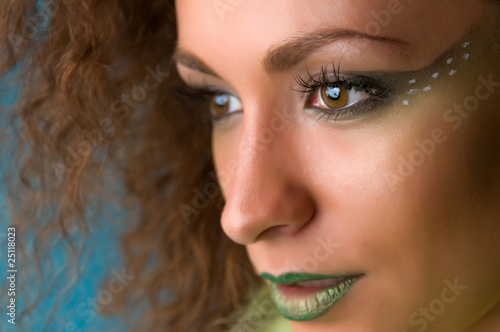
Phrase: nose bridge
[
  {"left": 239, "top": 109, "right": 281, "bottom": 175},
  {"left": 232, "top": 96, "right": 292, "bottom": 181},
  {"left": 231, "top": 105, "right": 286, "bottom": 211},
  {"left": 221, "top": 103, "right": 315, "bottom": 244}
]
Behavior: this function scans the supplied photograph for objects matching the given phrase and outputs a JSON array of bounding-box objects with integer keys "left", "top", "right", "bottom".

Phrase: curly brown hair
[{"left": 1, "top": 0, "right": 261, "bottom": 331}]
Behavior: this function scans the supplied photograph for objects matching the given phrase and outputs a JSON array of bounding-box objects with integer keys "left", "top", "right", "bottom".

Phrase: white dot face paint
[{"left": 400, "top": 40, "right": 469, "bottom": 109}]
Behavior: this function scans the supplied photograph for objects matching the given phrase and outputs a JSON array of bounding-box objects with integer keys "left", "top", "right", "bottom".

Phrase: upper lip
[{"left": 260, "top": 272, "right": 362, "bottom": 285}]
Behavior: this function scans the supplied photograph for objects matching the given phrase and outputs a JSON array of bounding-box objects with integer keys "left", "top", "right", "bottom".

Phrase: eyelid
[
  {"left": 174, "top": 83, "right": 243, "bottom": 121},
  {"left": 176, "top": 64, "right": 240, "bottom": 97},
  {"left": 176, "top": 81, "right": 240, "bottom": 103},
  {"left": 294, "top": 66, "right": 392, "bottom": 101}
]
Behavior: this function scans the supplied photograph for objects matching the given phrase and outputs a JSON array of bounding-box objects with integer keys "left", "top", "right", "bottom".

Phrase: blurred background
[{"left": 0, "top": 47, "right": 132, "bottom": 332}]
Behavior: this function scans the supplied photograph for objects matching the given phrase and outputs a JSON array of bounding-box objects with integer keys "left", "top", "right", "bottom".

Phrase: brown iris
[
  {"left": 320, "top": 85, "right": 349, "bottom": 109},
  {"left": 210, "top": 94, "right": 230, "bottom": 117}
]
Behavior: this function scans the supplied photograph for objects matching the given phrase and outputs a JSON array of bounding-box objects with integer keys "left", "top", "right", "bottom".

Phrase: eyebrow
[
  {"left": 174, "top": 28, "right": 408, "bottom": 77},
  {"left": 264, "top": 29, "right": 407, "bottom": 72},
  {"left": 173, "top": 47, "right": 220, "bottom": 77}
]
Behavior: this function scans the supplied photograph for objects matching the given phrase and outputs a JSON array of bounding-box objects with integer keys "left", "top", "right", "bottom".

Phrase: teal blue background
[{"left": 0, "top": 67, "right": 130, "bottom": 331}]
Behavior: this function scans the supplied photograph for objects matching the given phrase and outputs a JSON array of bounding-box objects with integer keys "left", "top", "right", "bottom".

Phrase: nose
[{"left": 219, "top": 108, "right": 316, "bottom": 245}]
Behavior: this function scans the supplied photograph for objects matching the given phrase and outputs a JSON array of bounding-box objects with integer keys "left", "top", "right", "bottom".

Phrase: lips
[
  {"left": 260, "top": 272, "right": 362, "bottom": 321},
  {"left": 277, "top": 276, "right": 351, "bottom": 296},
  {"left": 294, "top": 278, "right": 348, "bottom": 288}
]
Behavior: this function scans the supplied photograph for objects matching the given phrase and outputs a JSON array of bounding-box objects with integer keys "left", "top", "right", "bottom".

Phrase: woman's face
[{"left": 176, "top": 1, "right": 500, "bottom": 331}]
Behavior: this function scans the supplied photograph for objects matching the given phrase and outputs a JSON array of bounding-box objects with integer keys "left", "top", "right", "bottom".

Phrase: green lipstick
[{"left": 261, "top": 272, "right": 361, "bottom": 321}]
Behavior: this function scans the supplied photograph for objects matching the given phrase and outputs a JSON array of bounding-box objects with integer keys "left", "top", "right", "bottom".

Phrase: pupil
[
  {"left": 214, "top": 94, "right": 229, "bottom": 107},
  {"left": 326, "top": 86, "right": 341, "bottom": 100}
]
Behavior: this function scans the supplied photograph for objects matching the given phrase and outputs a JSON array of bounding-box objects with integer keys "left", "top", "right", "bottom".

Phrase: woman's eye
[
  {"left": 209, "top": 93, "right": 242, "bottom": 119},
  {"left": 308, "top": 85, "right": 370, "bottom": 111}
]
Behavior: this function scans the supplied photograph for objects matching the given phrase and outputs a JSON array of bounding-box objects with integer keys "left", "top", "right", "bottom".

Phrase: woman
[{"left": 1, "top": 0, "right": 499, "bottom": 331}]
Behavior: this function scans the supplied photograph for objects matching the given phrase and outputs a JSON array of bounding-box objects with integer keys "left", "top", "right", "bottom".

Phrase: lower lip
[{"left": 269, "top": 276, "right": 361, "bottom": 321}]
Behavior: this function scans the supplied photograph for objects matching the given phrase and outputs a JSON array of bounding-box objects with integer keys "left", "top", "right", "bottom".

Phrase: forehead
[{"left": 176, "top": 0, "right": 488, "bottom": 76}]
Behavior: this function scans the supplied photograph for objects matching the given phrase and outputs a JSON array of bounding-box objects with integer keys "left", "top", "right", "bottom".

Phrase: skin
[{"left": 175, "top": 0, "right": 500, "bottom": 331}]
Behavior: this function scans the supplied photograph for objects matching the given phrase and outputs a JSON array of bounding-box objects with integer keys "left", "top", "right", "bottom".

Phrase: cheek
[
  {"left": 294, "top": 90, "right": 500, "bottom": 271},
  {"left": 360, "top": 86, "right": 500, "bottom": 287}
]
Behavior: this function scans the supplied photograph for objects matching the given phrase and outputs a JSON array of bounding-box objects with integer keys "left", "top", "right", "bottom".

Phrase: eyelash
[
  {"left": 293, "top": 64, "right": 392, "bottom": 122},
  {"left": 174, "top": 64, "right": 393, "bottom": 122},
  {"left": 173, "top": 84, "right": 232, "bottom": 120}
]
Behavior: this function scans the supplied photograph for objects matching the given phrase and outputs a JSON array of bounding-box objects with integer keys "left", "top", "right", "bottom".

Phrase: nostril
[{"left": 255, "top": 223, "right": 308, "bottom": 242}]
